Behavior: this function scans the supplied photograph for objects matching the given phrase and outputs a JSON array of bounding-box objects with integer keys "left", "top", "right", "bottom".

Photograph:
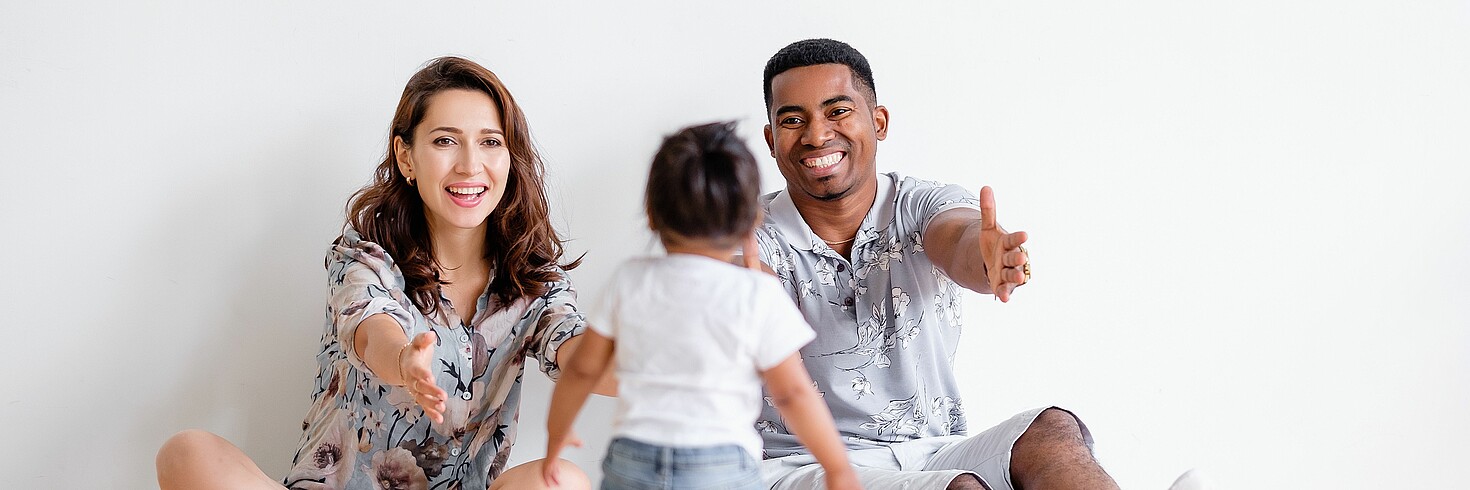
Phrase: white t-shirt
[{"left": 589, "top": 253, "right": 816, "bottom": 458}]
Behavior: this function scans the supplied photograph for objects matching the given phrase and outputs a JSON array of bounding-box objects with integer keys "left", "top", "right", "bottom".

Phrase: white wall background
[{"left": 2, "top": 1, "right": 1466, "bottom": 488}]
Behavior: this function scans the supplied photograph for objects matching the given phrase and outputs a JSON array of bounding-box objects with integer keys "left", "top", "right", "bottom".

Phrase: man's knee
[
  {"left": 947, "top": 473, "right": 990, "bottom": 490},
  {"left": 1021, "top": 408, "right": 1086, "bottom": 448}
]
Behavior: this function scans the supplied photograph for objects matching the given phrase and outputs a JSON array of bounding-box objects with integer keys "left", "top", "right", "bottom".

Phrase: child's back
[{"left": 593, "top": 254, "right": 813, "bottom": 460}]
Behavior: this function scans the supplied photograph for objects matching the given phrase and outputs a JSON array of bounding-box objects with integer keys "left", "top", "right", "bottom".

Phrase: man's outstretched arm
[{"left": 924, "top": 186, "right": 1030, "bottom": 302}]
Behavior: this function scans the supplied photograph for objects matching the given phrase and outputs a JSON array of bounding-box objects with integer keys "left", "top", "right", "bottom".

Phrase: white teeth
[
  {"left": 804, "top": 153, "right": 843, "bottom": 168},
  {"left": 448, "top": 187, "right": 486, "bottom": 195}
]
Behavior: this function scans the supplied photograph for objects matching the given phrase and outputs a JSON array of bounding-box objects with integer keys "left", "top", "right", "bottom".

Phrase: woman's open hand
[{"left": 398, "top": 331, "right": 447, "bottom": 423}]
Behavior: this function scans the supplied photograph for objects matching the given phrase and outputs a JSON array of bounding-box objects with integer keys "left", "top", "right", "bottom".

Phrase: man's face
[{"left": 764, "top": 63, "right": 888, "bottom": 203}]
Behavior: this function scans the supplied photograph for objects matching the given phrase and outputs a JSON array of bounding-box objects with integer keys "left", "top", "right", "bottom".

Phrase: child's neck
[{"left": 663, "top": 240, "right": 737, "bottom": 263}]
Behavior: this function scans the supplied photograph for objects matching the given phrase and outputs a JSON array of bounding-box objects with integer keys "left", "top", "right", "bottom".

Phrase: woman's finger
[
  {"left": 413, "top": 330, "right": 439, "bottom": 349},
  {"left": 415, "top": 377, "right": 445, "bottom": 401}
]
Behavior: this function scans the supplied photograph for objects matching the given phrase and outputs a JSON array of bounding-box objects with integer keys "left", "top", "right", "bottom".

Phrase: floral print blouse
[{"left": 282, "top": 228, "right": 585, "bottom": 490}]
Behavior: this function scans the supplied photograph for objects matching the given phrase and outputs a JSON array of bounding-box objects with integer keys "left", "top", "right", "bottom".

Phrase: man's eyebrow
[
  {"left": 775, "top": 95, "right": 857, "bottom": 116},
  {"left": 821, "top": 95, "right": 855, "bottom": 107}
]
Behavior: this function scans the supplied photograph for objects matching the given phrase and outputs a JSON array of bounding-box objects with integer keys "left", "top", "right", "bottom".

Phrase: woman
[{"left": 157, "top": 56, "right": 594, "bottom": 489}]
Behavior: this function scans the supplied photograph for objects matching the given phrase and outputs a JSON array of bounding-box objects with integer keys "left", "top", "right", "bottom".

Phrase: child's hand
[
  {"left": 743, "top": 232, "right": 762, "bottom": 270},
  {"left": 824, "top": 468, "right": 863, "bottom": 490},
  {"left": 542, "top": 431, "right": 583, "bottom": 486}
]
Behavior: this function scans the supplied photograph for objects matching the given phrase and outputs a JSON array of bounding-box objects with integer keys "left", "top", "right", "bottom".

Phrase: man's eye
[
  {"left": 830, "top": 108, "right": 851, "bottom": 117},
  {"left": 781, "top": 117, "right": 803, "bottom": 126}
]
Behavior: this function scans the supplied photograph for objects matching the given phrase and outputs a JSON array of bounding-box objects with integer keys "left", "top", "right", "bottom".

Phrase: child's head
[{"left": 645, "top": 121, "right": 762, "bottom": 250}]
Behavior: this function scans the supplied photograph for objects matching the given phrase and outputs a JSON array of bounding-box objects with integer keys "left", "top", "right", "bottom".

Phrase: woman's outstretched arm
[{"left": 353, "top": 314, "right": 447, "bottom": 422}]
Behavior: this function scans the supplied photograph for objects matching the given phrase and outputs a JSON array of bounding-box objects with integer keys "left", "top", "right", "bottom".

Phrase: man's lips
[
  {"left": 801, "top": 151, "right": 845, "bottom": 170},
  {"left": 796, "top": 151, "right": 847, "bottom": 178}
]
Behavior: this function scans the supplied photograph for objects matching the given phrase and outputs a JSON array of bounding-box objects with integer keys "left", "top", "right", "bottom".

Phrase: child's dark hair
[{"left": 645, "top": 121, "right": 761, "bottom": 248}]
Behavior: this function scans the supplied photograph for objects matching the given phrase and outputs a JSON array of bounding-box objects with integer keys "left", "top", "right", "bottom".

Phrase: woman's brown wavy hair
[{"left": 346, "top": 56, "right": 578, "bottom": 316}]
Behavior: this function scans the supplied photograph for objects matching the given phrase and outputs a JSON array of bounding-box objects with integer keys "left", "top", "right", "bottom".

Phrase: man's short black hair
[{"left": 763, "top": 38, "right": 877, "bottom": 113}]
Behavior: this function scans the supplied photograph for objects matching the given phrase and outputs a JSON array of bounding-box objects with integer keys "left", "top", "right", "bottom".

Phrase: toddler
[{"left": 544, "top": 122, "right": 860, "bottom": 490}]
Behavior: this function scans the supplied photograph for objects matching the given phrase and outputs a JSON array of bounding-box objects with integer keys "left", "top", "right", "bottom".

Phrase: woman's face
[{"left": 396, "top": 89, "right": 512, "bottom": 237}]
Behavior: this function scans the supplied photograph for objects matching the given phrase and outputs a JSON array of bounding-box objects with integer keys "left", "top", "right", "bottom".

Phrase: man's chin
[
  {"left": 802, "top": 174, "right": 864, "bottom": 202},
  {"left": 812, "top": 190, "right": 850, "bottom": 202},
  {"left": 806, "top": 183, "right": 855, "bottom": 202}
]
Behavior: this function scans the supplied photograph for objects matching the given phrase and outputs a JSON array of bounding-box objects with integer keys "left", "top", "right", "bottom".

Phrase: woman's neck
[{"left": 428, "top": 222, "right": 489, "bottom": 277}]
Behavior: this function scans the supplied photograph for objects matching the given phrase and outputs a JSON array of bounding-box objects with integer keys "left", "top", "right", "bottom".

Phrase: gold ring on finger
[{"left": 1019, "top": 246, "right": 1031, "bottom": 282}]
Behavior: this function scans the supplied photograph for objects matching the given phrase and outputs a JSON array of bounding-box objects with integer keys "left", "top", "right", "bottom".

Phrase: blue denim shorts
[{"left": 601, "top": 437, "right": 762, "bottom": 490}]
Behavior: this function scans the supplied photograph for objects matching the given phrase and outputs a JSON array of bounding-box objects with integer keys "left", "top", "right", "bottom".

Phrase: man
[{"left": 750, "top": 38, "right": 1121, "bottom": 490}]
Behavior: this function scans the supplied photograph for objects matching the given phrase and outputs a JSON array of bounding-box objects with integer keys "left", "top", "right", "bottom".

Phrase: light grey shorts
[{"left": 761, "top": 407, "right": 1091, "bottom": 490}]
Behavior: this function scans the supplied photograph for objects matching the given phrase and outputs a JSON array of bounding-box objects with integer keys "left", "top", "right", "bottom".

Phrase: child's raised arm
[
  {"left": 762, "top": 353, "right": 863, "bottom": 490},
  {"left": 543, "top": 329, "right": 616, "bottom": 486}
]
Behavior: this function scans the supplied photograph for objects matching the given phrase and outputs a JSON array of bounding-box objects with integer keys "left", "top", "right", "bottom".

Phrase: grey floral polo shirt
[
  {"left": 282, "top": 228, "right": 585, "bottom": 489},
  {"left": 753, "top": 172, "right": 981, "bottom": 456}
]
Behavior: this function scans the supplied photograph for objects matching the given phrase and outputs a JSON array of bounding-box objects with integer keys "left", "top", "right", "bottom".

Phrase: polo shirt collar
[{"left": 768, "top": 172, "right": 897, "bottom": 252}]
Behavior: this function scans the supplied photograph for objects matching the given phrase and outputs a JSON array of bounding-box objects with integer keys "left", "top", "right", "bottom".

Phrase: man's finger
[
  {"left": 1003, "top": 250, "right": 1029, "bottom": 267},
  {"left": 1002, "top": 230, "right": 1028, "bottom": 250},
  {"left": 979, "top": 186, "right": 997, "bottom": 230},
  {"left": 1005, "top": 267, "right": 1027, "bottom": 285}
]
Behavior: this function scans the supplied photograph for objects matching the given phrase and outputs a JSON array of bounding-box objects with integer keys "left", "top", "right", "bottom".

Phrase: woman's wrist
[{"left": 396, "top": 341, "right": 413, "bottom": 387}]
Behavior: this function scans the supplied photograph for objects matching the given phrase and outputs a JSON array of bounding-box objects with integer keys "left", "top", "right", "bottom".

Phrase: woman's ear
[{"left": 394, "top": 136, "right": 413, "bottom": 180}]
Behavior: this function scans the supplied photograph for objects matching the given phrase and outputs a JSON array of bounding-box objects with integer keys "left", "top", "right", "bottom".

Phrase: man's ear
[
  {"left": 873, "top": 105, "right": 889, "bottom": 141},
  {"left": 763, "top": 124, "right": 776, "bottom": 158}
]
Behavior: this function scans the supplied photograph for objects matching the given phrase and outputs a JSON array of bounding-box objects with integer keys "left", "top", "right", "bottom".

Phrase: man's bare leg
[
  {"left": 1009, "top": 408, "right": 1119, "bottom": 490},
  {"left": 948, "top": 473, "right": 990, "bottom": 489}
]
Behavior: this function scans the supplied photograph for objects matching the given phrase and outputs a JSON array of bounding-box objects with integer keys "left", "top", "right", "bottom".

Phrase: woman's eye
[
  {"left": 484, "top": 138, "right": 503, "bottom": 147},
  {"left": 435, "top": 137, "right": 456, "bottom": 146}
]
